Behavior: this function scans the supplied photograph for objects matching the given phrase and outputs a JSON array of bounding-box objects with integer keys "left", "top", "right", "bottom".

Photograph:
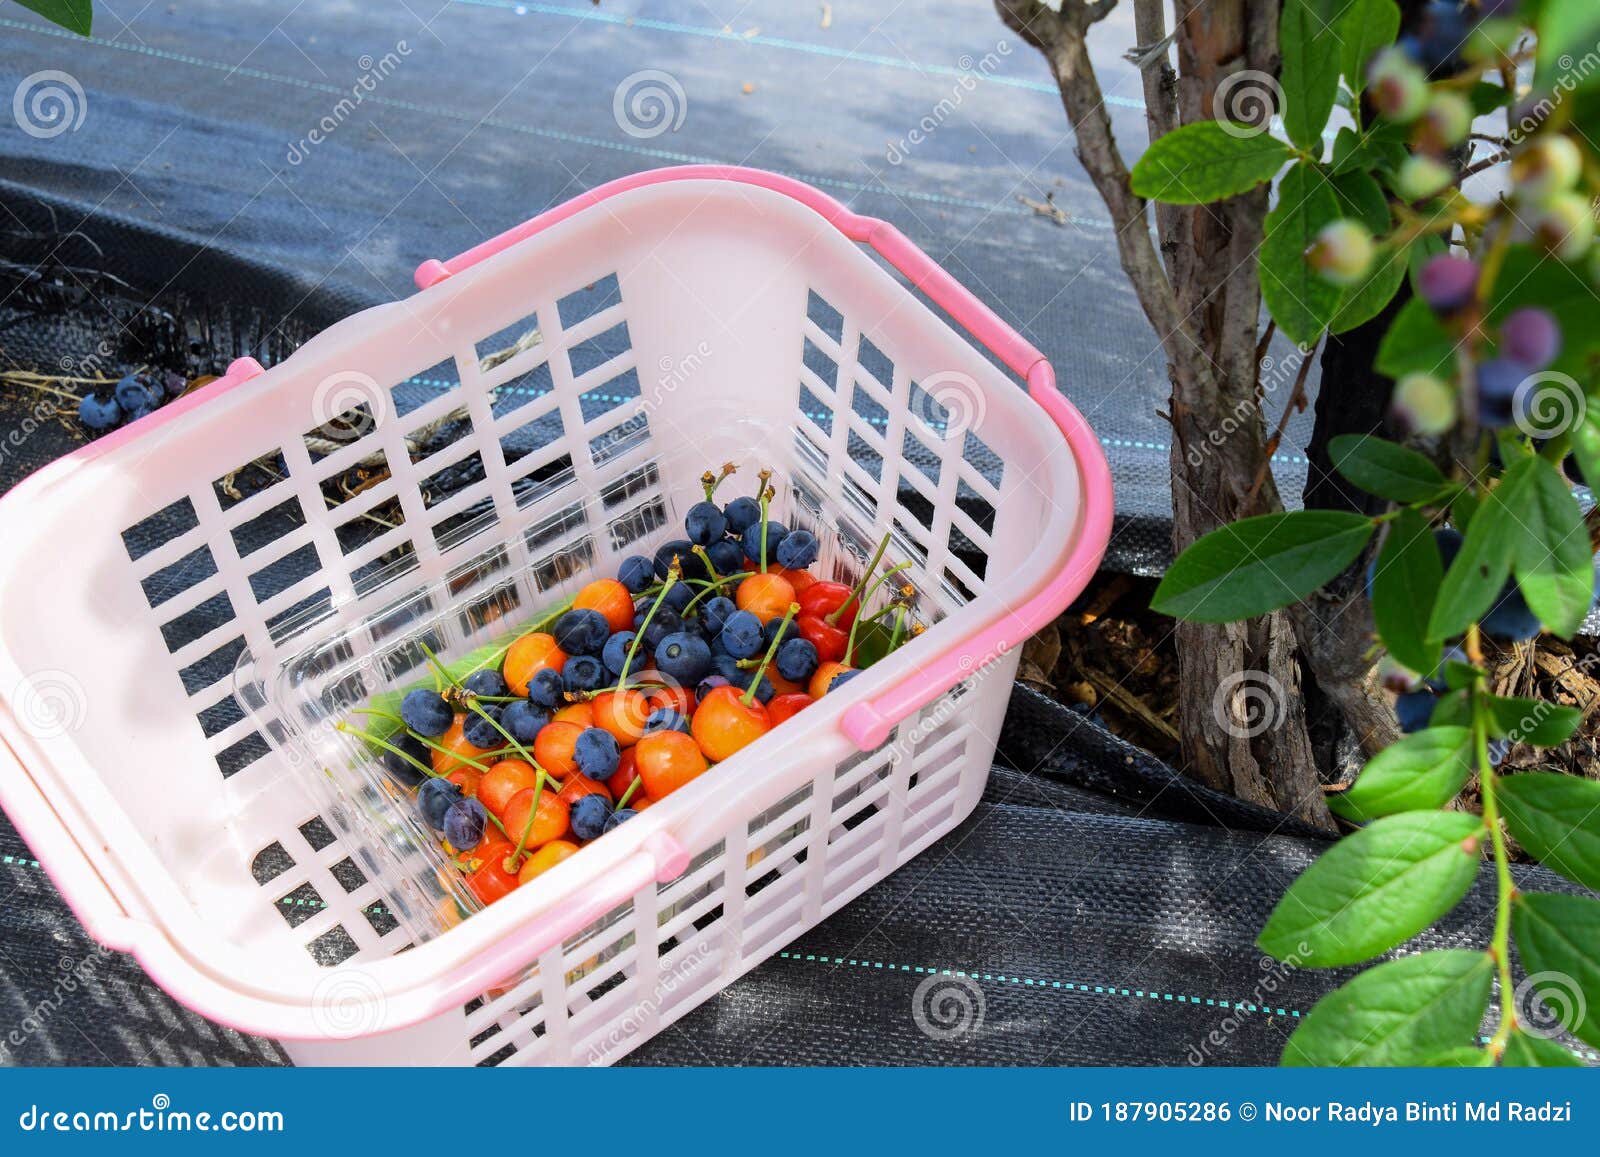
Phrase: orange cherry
[
  {"left": 574, "top": 578, "right": 636, "bottom": 634},
  {"left": 517, "top": 839, "right": 580, "bottom": 884},
  {"left": 502, "top": 632, "right": 567, "bottom": 696},
  {"left": 781, "top": 567, "right": 817, "bottom": 594},
  {"left": 478, "top": 759, "right": 539, "bottom": 817},
  {"left": 590, "top": 688, "right": 650, "bottom": 747},
  {"left": 648, "top": 684, "right": 696, "bottom": 717},
  {"left": 503, "top": 786, "right": 570, "bottom": 849},
  {"left": 557, "top": 771, "right": 613, "bottom": 807},
  {"left": 690, "top": 685, "right": 771, "bottom": 762},
  {"left": 532, "top": 721, "right": 583, "bottom": 776},
  {"left": 767, "top": 692, "right": 814, "bottom": 725},
  {"left": 809, "top": 662, "right": 856, "bottom": 699},
  {"left": 432, "top": 714, "right": 502, "bottom": 775},
  {"left": 553, "top": 701, "right": 595, "bottom": 727},
  {"left": 767, "top": 670, "right": 804, "bottom": 697},
  {"left": 445, "top": 767, "right": 483, "bottom": 798},
  {"left": 609, "top": 745, "right": 642, "bottom": 803},
  {"left": 736, "top": 572, "right": 796, "bottom": 624},
  {"left": 631, "top": 795, "right": 655, "bottom": 812},
  {"left": 635, "top": 730, "right": 710, "bottom": 799}
]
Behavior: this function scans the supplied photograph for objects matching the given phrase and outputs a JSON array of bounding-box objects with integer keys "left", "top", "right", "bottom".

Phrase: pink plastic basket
[{"left": 0, "top": 166, "right": 1111, "bottom": 1065}]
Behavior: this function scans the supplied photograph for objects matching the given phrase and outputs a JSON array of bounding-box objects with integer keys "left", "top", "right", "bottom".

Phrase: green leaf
[
  {"left": 1509, "top": 455, "right": 1594, "bottom": 639},
  {"left": 1330, "top": 241, "right": 1410, "bottom": 333},
  {"left": 1487, "top": 246, "right": 1600, "bottom": 380},
  {"left": 1416, "top": 1046, "right": 1494, "bottom": 1066},
  {"left": 1536, "top": 1, "right": 1600, "bottom": 95},
  {"left": 1261, "top": 162, "right": 1345, "bottom": 344},
  {"left": 1282, "top": 950, "right": 1493, "bottom": 1066},
  {"left": 1512, "top": 892, "right": 1600, "bottom": 1049},
  {"left": 1371, "top": 508, "right": 1443, "bottom": 676},
  {"left": 1501, "top": 1028, "right": 1586, "bottom": 1067},
  {"left": 1130, "top": 122, "right": 1293, "bottom": 204},
  {"left": 1330, "top": 169, "right": 1390, "bottom": 234},
  {"left": 1376, "top": 297, "right": 1456, "bottom": 379},
  {"left": 1328, "top": 435, "right": 1447, "bottom": 502},
  {"left": 11, "top": 0, "right": 91, "bottom": 34},
  {"left": 1468, "top": 81, "right": 1513, "bottom": 117},
  {"left": 1337, "top": 0, "right": 1401, "bottom": 95},
  {"left": 1328, "top": 727, "right": 1473, "bottom": 822},
  {"left": 1487, "top": 695, "right": 1583, "bottom": 747},
  {"left": 1431, "top": 689, "right": 1472, "bottom": 729},
  {"left": 1151, "top": 510, "right": 1374, "bottom": 623},
  {"left": 1500, "top": 773, "right": 1600, "bottom": 889},
  {"left": 1569, "top": 410, "right": 1600, "bottom": 499},
  {"left": 1258, "top": 811, "right": 1485, "bottom": 966},
  {"left": 1282, "top": 0, "right": 1350, "bottom": 151},
  {"left": 1427, "top": 458, "right": 1531, "bottom": 640},
  {"left": 1331, "top": 122, "right": 1410, "bottom": 175}
]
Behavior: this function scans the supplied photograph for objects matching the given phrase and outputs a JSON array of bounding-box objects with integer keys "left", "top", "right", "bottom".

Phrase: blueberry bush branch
[{"left": 1134, "top": 0, "right": 1599, "bottom": 1065}]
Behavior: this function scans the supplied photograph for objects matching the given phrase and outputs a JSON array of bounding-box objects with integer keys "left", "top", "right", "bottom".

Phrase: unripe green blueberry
[
  {"left": 1510, "top": 135, "right": 1582, "bottom": 203},
  {"left": 1389, "top": 372, "right": 1456, "bottom": 436},
  {"left": 1414, "top": 90, "right": 1473, "bottom": 152},
  {"left": 1531, "top": 191, "right": 1597, "bottom": 262},
  {"left": 1464, "top": 18, "right": 1525, "bottom": 66},
  {"left": 1394, "top": 155, "right": 1454, "bottom": 201},
  {"left": 1368, "top": 48, "right": 1430, "bottom": 123},
  {"left": 1306, "top": 219, "right": 1376, "bottom": 286}
]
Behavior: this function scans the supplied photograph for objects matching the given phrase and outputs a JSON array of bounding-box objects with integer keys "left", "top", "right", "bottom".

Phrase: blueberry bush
[{"left": 1002, "top": 0, "right": 1599, "bottom": 1063}]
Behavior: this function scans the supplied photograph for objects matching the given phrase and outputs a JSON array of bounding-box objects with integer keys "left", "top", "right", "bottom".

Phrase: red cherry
[
  {"left": 797, "top": 581, "right": 858, "bottom": 629},
  {"left": 797, "top": 613, "right": 848, "bottom": 663},
  {"left": 767, "top": 693, "right": 814, "bottom": 725}
]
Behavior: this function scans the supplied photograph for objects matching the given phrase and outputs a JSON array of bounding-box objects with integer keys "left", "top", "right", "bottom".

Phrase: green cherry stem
[
  {"left": 741, "top": 602, "right": 799, "bottom": 707},
  {"left": 1470, "top": 677, "right": 1518, "bottom": 1053},
  {"left": 336, "top": 721, "right": 439, "bottom": 780},
  {"left": 619, "top": 564, "right": 679, "bottom": 690},
  {"left": 506, "top": 770, "right": 551, "bottom": 873},
  {"left": 681, "top": 571, "right": 753, "bottom": 616},
  {"left": 758, "top": 487, "right": 772, "bottom": 573},
  {"left": 462, "top": 698, "right": 564, "bottom": 793},
  {"left": 615, "top": 776, "right": 643, "bottom": 810},
  {"left": 827, "top": 532, "right": 892, "bottom": 626},
  {"left": 346, "top": 711, "right": 498, "bottom": 774}
]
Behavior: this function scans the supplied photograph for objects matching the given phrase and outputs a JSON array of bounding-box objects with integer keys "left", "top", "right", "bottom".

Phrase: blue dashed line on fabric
[
  {"left": 776, "top": 951, "right": 1302, "bottom": 1018},
  {"left": 0, "top": 19, "right": 1113, "bottom": 228},
  {"left": 450, "top": 0, "right": 1148, "bottom": 111},
  {"left": 1099, "top": 436, "right": 1309, "bottom": 467}
]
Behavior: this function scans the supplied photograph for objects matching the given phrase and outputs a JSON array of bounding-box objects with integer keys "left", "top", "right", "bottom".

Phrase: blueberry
[
  {"left": 1476, "top": 357, "right": 1525, "bottom": 427},
  {"left": 719, "top": 610, "right": 764, "bottom": 659},
  {"left": 654, "top": 539, "right": 710, "bottom": 583},
  {"left": 723, "top": 496, "right": 762, "bottom": 535},
  {"left": 1413, "top": 0, "right": 1468, "bottom": 74},
  {"left": 656, "top": 631, "right": 712, "bottom": 685},
  {"left": 775, "top": 529, "right": 820, "bottom": 570},
  {"left": 1417, "top": 254, "right": 1479, "bottom": 313},
  {"left": 603, "top": 808, "right": 638, "bottom": 833},
  {"left": 502, "top": 700, "right": 550, "bottom": 745},
  {"left": 1483, "top": 580, "right": 1541, "bottom": 641},
  {"left": 684, "top": 500, "right": 728, "bottom": 546},
  {"left": 1434, "top": 528, "right": 1464, "bottom": 569},
  {"left": 77, "top": 393, "right": 122, "bottom": 432},
  {"left": 1396, "top": 690, "right": 1437, "bottom": 733},
  {"left": 1487, "top": 738, "right": 1511, "bottom": 767},
  {"left": 603, "top": 630, "right": 638, "bottom": 677},
  {"left": 695, "top": 673, "right": 731, "bottom": 701},
  {"left": 124, "top": 402, "right": 157, "bottom": 424},
  {"left": 153, "top": 369, "right": 187, "bottom": 400},
  {"left": 707, "top": 538, "right": 745, "bottom": 576},
  {"left": 1501, "top": 307, "right": 1561, "bottom": 372},
  {"left": 462, "top": 705, "right": 503, "bottom": 749},
  {"left": 776, "top": 637, "right": 819, "bottom": 682},
  {"left": 418, "top": 777, "right": 462, "bottom": 831},
  {"left": 662, "top": 582, "right": 694, "bottom": 613},
  {"left": 462, "top": 669, "right": 508, "bottom": 699},
  {"left": 740, "top": 520, "right": 789, "bottom": 559},
  {"left": 527, "top": 668, "right": 564, "bottom": 710},
  {"left": 563, "top": 655, "right": 606, "bottom": 694},
  {"left": 554, "top": 608, "right": 610, "bottom": 656},
  {"left": 574, "top": 727, "right": 620, "bottom": 779},
  {"left": 443, "top": 797, "right": 488, "bottom": 851},
  {"left": 1425, "top": 643, "right": 1469, "bottom": 694},
  {"left": 113, "top": 372, "right": 158, "bottom": 413},
  {"left": 380, "top": 732, "right": 431, "bottom": 788},
  {"left": 645, "top": 707, "right": 690, "bottom": 734},
  {"left": 763, "top": 616, "right": 797, "bottom": 650},
  {"left": 637, "top": 606, "right": 684, "bottom": 651},
  {"left": 824, "top": 669, "right": 860, "bottom": 694},
  {"left": 570, "top": 793, "right": 613, "bottom": 841},
  {"left": 700, "top": 595, "right": 738, "bottom": 636},
  {"left": 618, "top": 555, "right": 654, "bottom": 594},
  {"left": 401, "top": 689, "right": 454, "bottom": 737}
]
